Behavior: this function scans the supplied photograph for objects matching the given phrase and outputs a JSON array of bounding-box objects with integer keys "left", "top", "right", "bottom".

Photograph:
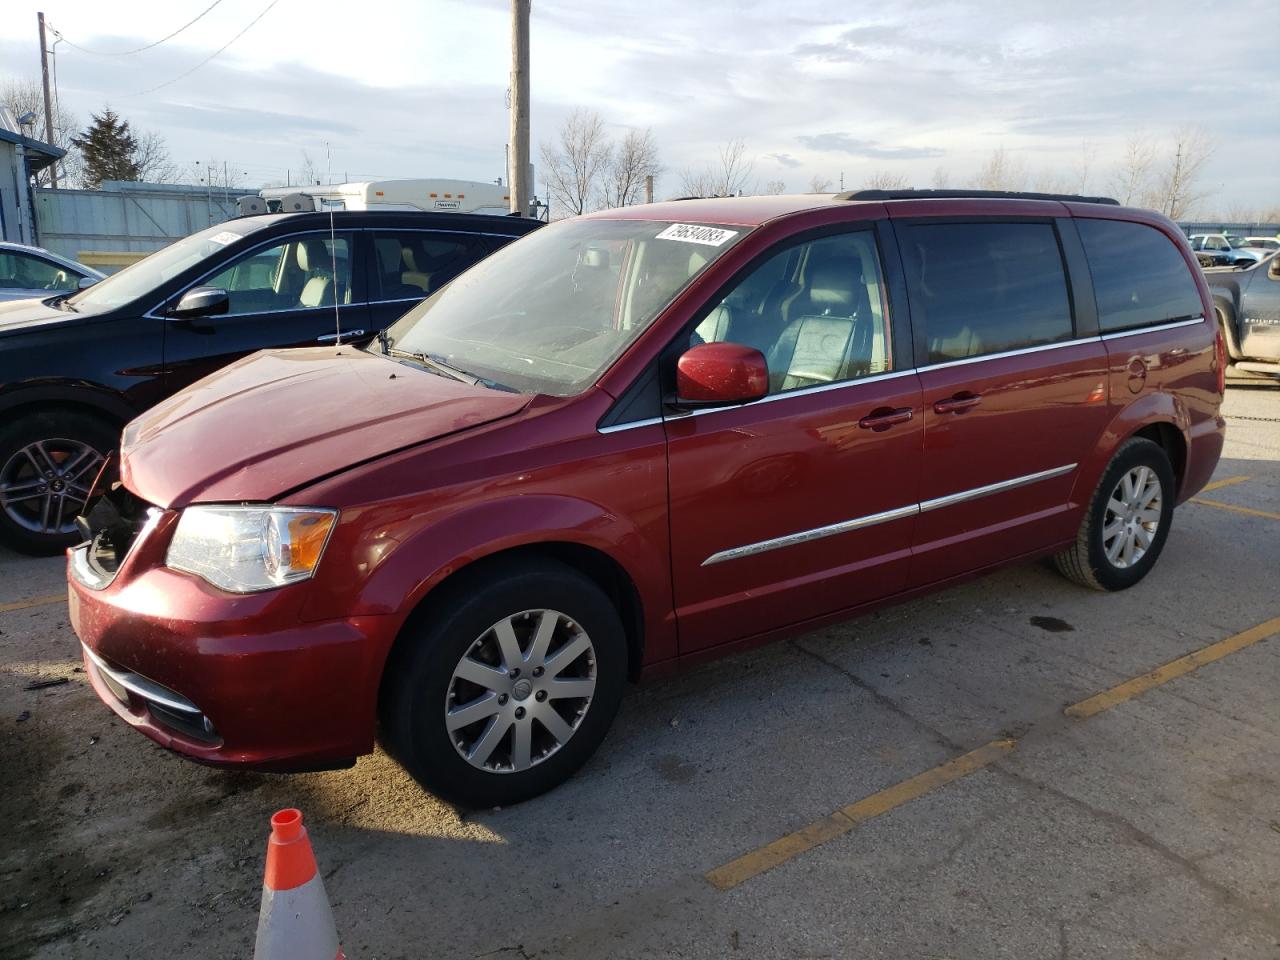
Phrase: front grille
[{"left": 79, "top": 486, "right": 160, "bottom": 581}]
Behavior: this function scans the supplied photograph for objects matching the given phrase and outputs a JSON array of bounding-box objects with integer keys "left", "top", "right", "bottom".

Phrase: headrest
[
  {"left": 807, "top": 257, "right": 859, "bottom": 307},
  {"left": 295, "top": 239, "right": 331, "bottom": 272}
]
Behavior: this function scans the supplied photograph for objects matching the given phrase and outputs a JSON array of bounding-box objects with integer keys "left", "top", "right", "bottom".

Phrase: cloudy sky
[{"left": 2, "top": 0, "right": 1277, "bottom": 213}]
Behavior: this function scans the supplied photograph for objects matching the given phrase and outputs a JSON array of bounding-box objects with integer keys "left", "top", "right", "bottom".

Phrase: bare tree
[
  {"left": 865, "top": 170, "right": 908, "bottom": 190},
  {"left": 1073, "top": 139, "right": 1098, "bottom": 194},
  {"left": 975, "top": 147, "right": 1027, "bottom": 191},
  {"left": 540, "top": 108, "right": 612, "bottom": 216},
  {"left": 1110, "top": 132, "right": 1157, "bottom": 205},
  {"left": 194, "top": 159, "right": 247, "bottom": 192},
  {"left": 133, "top": 129, "right": 181, "bottom": 183},
  {"left": 679, "top": 138, "right": 755, "bottom": 197},
  {"left": 931, "top": 166, "right": 951, "bottom": 189},
  {"left": 601, "top": 127, "right": 661, "bottom": 208},
  {"left": 1147, "top": 127, "right": 1214, "bottom": 219},
  {"left": 763, "top": 179, "right": 786, "bottom": 195},
  {"left": 2, "top": 76, "right": 81, "bottom": 186},
  {"left": 808, "top": 173, "right": 834, "bottom": 193}
]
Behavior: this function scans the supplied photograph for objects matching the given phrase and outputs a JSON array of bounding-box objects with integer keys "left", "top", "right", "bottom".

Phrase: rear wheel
[
  {"left": 381, "top": 559, "right": 627, "bottom": 807},
  {"left": 1054, "top": 438, "right": 1175, "bottom": 591},
  {"left": 0, "top": 411, "right": 116, "bottom": 555}
]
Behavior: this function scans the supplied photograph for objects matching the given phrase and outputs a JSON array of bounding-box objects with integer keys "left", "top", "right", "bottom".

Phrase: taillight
[{"left": 1214, "top": 328, "right": 1226, "bottom": 395}]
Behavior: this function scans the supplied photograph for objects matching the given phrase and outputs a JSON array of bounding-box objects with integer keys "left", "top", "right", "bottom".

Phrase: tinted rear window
[
  {"left": 1077, "top": 219, "right": 1203, "bottom": 332},
  {"left": 898, "top": 221, "right": 1073, "bottom": 364}
]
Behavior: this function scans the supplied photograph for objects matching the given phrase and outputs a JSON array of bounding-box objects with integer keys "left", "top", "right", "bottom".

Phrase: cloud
[
  {"left": 765, "top": 153, "right": 803, "bottom": 169},
  {"left": 796, "top": 133, "right": 945, "bottom": 160}
]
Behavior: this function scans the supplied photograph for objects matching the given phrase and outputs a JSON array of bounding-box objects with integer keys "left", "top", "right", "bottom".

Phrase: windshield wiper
[{"left": 386, "top": 347, "right": 481, "bottom": 386}]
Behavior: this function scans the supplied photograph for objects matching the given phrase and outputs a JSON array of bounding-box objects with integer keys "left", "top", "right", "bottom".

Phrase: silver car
[{"left": 0, "top": 241, "right": 104, "bottom": 302}]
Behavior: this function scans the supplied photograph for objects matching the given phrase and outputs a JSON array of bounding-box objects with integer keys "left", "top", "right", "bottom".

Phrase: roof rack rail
[{"left": 836, "top": 189, "right": 1120, "bottom": 205}]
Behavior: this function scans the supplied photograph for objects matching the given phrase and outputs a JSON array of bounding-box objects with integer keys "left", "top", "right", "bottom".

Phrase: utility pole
[
  {"left": 508, "top": 0, "right": 530, "bottom": 216},
  {"left": 37, "top": 12, "right": 58, "bottom": 188},
  {"left": 644, "top": 174, "right": 654, "bottom": 204}
]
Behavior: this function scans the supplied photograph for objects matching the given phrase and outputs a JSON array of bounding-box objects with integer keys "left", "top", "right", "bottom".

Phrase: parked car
[
  {"left": 1189, "top": 233, "right": 1262, "bottom": 268},
  {"left": 0, "top": 210, "right": 541, "bottom": 554},
  {"left": 1238, "top": 236, "right": 1280, "bottom": 255},
  {"left": 1205, "top": 250, "right": 1280, "bottom": 380},
  {"left": 0, "top": 241, "right": 103, "bottom": 302},
  {"left": 69, "top": 190, "right": 1225, "bottom": 807}
]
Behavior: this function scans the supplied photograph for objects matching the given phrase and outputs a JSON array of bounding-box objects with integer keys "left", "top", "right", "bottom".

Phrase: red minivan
[{"left": 68, "top": 191, "right": 1226, "bottom": 806}]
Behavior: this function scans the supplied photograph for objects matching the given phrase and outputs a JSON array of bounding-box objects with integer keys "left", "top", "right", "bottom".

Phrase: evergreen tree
[{"left": 71, "top": 109, "right": 140, "bottom": 189}]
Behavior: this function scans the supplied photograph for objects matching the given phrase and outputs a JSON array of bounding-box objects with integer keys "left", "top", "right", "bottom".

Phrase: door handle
[
  {"left": 932, "top": 392, "right": 982, "bottom": 414},
  {"left": 858, "top": 406, "right": 914, "bottom": 431},
  {"left": 316, "top": 329, "right": 365, "bottom": 343}
]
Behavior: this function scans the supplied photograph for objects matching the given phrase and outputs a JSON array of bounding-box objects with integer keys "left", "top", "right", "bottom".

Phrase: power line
[
  {"left": 48, "top": 1, "right": 229, "bottom": 57},
  {"left": 127, "top": 0, "right": 284, "bottom": 97}
]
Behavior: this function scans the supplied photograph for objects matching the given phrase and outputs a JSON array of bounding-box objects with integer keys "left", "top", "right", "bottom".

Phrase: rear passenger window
[
  {"left": 1076, "top": 219, "right": 1203, "bottom": 333},
  {"left": 899, "top": 222, "right": 1073, "bottom": 364},
  {"left": 370, "top": 232, "right": 493, "bottom": 302}
]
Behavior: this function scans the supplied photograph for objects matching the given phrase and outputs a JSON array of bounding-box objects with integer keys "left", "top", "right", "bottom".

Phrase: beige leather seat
[
  {"left": 768, "top": 258, "right": 870, "bottom": 391},
  {"left": 296, "top": 239, "right": 336, "bottom": 308}
]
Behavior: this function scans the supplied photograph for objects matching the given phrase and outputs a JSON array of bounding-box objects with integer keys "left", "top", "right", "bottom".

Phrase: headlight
[{"left": 165, "top": 505, "right": 337, "bottom": 593}]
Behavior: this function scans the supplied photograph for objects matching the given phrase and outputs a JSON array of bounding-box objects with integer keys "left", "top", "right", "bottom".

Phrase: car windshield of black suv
[
  {"left": 65, "top": 219, "right": 270, "bottom": 311},
  {"left": 381, "top": 218, "right": 747, "bottom": 396}
]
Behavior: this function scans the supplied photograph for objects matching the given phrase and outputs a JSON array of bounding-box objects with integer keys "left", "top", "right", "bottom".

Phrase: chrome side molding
[{"left": 701, "top": 463, "right": 1078, "bottom": 566}]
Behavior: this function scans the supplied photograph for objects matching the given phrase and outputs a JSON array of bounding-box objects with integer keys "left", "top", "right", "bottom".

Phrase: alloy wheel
[
  {"left": 1102, "top": 465, "right": 1163, "bottom": 569},
  {"left": 0, "top": 438, "right": 104, "bottom": 535},
  {"left": 445, "top": 608, "right": 597, "bottom": 773}
]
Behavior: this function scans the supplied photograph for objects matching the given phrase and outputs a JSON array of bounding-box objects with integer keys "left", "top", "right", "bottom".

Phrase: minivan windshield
[
  {"left": 382, "top": 218, "right": 747, "bottom": 396},
  {"left": 65, "top": 219, "right": 270, "bottom": 311}
]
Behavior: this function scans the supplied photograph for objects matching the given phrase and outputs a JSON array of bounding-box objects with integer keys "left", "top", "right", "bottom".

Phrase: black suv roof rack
[{"left": 836, "top": 189, "right": 1120, "bottom": 205}]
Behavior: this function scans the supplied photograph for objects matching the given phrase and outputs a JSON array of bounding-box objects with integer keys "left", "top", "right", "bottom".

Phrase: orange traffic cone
[{"left": 254, "top": 808, "right": 346, "bottom": 960}]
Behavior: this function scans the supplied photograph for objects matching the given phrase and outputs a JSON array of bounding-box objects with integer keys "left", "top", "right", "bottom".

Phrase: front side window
[
  {"left": 371, "top": 231, "right": 492, "bottom": 301},
  {"left": 0, "top": 252, "right": 79, "bottom": 292},
  {"left": 201, "top": 235, "right": 353, "bottom": 315},
  {"left": 1077, "top": 219, "right": 1203, "bottom": 332},
  {"left": 384, "top": 219, "right": 747, "bottom": 396},
  {"left": 694, "top": 230, "right": 891, "bottom": 393},
  {"left": 898, "top": 221, "right": 1073, "bottom": 364},
  {"left": 67, "top": 219, "right": 270, "bottom": 311}
]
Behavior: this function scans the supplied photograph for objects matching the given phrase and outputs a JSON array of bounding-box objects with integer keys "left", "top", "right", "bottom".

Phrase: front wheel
[
  {"left": 380, "top": 559, "right": 627, "bottom": 807},
  {"left": 0, "top": 411, "right": 116, "bottom": 556},
  {"left": 1054, "top": 438, "right": 1176, "bottom": 591}
]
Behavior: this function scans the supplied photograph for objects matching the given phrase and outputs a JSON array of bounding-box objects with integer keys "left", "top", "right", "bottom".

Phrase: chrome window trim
[
  {"left": 917, "top": 335, "right": 1091, "bottom": 372},
  {"left": 1098, "top": 316, "right": 1204, "bottom": 341},
  {"left": 598, "top": 416, "right": 664, "bottom": 435},
  {"left": 702, "top": 503, "right": 919, "bottom": 566},
  {"left": 82, "top": 643, "right": 203, "bottom": 715},
  {"left": 917, "top": 463, "right": 1076, "bottom": 513},
  {"left": 701, "top": 463, "right": 1078, "bottom": 566}
]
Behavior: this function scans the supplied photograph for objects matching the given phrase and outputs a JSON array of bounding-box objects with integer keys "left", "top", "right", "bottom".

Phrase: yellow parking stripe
[
  {"left": 707, "top": 614, "right": 1280, "bottom": 891},
  {"left": 1064, "top": 615, "right": 1280, "bottom": 719},
  {"left": 0, "top": 593, "right": 66, "bottom": 613},
  {"left": 706, "top": 740, "right": 1015, "bottom": 891},
  {"left": 1189, "top": 498, "right": 1280, "bottom": 522},
  {"left": 1199, "top": 475, "right": 1251, "bottom": 493}
]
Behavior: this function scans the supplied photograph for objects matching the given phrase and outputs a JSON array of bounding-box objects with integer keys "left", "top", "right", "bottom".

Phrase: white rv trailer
[{"left": 257, "top": 179, "right": 513, "bottom": 216}]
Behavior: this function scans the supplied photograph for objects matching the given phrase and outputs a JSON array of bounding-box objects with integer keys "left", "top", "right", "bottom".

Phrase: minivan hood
[{"left": 121, "top": 347, "right": 532, "bottom": 508}]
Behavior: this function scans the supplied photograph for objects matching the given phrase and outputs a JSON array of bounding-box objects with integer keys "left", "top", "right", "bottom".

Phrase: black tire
[
  {"left": 1054, "top": 438, "right": 1176, "bottom": 591},
  {"left": 380, "top": 558, "right": 627, "bottom": 808},
  {"left": 0, "top": 410, "right": 117, "bottom": 556}
]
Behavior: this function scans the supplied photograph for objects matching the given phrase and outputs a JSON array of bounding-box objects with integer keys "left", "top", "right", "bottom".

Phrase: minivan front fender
[{"left": 301, "top": 493, "right": 678, "bottom": 664}]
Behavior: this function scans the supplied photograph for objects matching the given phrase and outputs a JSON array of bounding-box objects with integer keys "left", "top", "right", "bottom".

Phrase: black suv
[{"left": 0, "top": 211, "right": 541, "bottom": 554}]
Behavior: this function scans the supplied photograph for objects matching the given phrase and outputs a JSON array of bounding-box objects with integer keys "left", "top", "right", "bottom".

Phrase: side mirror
[
  {"left": 168, "top": 286, "right": 229, "bottom": 319},
  {"left": 77, "top": 276, "right": 98, "bottom": 289},
  {"left": 675, "top": 342, "right": 769, "bottom": 408}
]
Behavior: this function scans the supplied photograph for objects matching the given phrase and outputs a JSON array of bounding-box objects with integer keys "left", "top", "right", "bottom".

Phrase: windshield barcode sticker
[
  {"left": 208, "top": 231, "right": 240, "bottom": 246},
  {"left": 655, "top": 223, "right": 738, "bottom": 247}
]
